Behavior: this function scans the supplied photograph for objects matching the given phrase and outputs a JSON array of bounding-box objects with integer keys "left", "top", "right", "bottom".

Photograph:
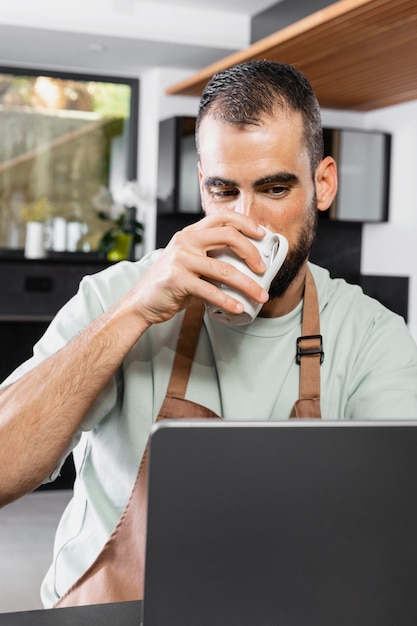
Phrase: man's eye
[
  {"left": 209, "top": 187, "right": 238, "bottom": 198},
  {"left": 265, "top": 185, "right": 288, "bottom": 196}
]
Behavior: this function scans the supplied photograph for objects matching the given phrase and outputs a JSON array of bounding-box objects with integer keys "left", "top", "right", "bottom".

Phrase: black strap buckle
[{"left": 296, "top": 334, "right": 324, "bottom": 365}]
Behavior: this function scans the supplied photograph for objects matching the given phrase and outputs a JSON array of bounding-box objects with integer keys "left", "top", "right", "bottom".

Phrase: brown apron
[{"left": 55, "top": 267, "right": 322, "bottom": 608}]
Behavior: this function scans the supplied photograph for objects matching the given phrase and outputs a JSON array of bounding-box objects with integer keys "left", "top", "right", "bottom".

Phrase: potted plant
[{"left": 96, "top": 181, "right": 145, "bottom": 261}]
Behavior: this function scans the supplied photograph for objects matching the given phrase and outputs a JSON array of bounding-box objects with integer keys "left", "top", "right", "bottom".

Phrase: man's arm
[
  {"left": 0, "top": 211, "right": 269, "bottom": 506},
  {"left": 0, "top": 299, "right": 150, "bottom": 505}
]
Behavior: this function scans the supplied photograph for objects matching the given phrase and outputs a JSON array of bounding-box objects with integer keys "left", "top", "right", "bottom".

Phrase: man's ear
[{"left": 315, "top": 156, "right": 338, "bottom": 213}]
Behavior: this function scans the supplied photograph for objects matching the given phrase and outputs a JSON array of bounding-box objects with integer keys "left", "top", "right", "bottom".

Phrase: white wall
[{"left": 139, "top": 70, "right": 417, "bottom": 342}]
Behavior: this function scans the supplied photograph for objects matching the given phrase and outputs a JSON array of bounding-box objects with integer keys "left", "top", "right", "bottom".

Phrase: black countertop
[{"left": 0, "top": 601, "right": 142, "bottom": 625}]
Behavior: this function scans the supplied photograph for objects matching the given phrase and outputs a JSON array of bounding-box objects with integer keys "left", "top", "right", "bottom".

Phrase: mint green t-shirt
[{"left": 3, "top": 250, "right": 417, "bottom": 606}]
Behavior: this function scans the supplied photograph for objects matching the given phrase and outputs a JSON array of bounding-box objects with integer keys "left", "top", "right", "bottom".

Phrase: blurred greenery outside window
[{"left": 0, "top": 68, "right": 138, "bottom": 252}]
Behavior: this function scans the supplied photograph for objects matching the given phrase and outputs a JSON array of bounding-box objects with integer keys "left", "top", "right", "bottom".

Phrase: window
[{"left": 0, "top": 67, "right": 138, "bottom": 252}]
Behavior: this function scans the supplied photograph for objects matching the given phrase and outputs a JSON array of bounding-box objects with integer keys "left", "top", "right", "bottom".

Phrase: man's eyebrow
[
  {"left": 203, "top": 176, "right": 236, "bottom": 187},
  {"left": 203, "top": 173, "right": 300, "bottom": 188},
  {"left": 254, "top": 173, "right": 300, "bottom": 186}
]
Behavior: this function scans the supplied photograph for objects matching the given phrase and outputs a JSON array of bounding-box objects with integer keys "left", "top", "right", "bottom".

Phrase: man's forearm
[{"left": 0, "top": 300, "right": 149, "bottom": 507}]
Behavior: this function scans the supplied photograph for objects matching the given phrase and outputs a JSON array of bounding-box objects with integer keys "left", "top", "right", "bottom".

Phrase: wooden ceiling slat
[
  {"left": 272, "top": 12, "right": 416, "bottom": 63},
  {"left": 166, "top": 0, "right": 417, "bottom": 111}
]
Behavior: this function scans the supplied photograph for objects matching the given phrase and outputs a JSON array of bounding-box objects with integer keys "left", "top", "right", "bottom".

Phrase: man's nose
[{"left": 233, "top": 192, "right": 256, "bottom": 217}]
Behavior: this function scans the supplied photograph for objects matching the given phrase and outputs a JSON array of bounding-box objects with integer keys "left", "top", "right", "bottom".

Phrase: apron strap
[
  {"left": 290, "top": 266, "right": 323, "bottom": 418},
  {"left": 165, "top": 301, "right": 206, "bottom": 399}
]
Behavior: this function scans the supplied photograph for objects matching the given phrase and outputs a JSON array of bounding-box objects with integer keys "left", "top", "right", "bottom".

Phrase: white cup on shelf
[
  {"left": 24, "top": 221, "right": 48, "bottom": 259},
  {"left": 51, "top": 217, "right": 67, "bottom": 252}
]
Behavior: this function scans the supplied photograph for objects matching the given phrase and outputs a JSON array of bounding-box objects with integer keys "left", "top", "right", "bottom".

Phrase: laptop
[{"left": 141, "top": 420, "right": 417, "bottom": 626}]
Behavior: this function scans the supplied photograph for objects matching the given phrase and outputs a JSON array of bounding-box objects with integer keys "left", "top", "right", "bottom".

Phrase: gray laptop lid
[{"left": 141, "top": 420, "right": 417, "bottom": 626}]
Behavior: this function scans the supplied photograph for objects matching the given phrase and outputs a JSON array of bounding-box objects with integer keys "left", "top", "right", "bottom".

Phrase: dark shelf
[
  {"left": 157, "top": 211, "right": 203, "bottom": 218},
  {"left": 0, "top": 248, "right": 109, "bottom": 264}
]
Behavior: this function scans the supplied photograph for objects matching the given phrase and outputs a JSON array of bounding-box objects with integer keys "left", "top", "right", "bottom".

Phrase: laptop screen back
[{"left": 142, "top": 420, "right": 417, "bottom": 626}]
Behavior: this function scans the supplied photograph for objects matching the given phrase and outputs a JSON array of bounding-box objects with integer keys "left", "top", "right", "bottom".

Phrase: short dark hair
[{"left": 195, "top": 60, "right": 324, "bottom": 175}]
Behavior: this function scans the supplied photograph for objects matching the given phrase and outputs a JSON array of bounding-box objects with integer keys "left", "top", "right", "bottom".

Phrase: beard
[{"left": 268, "top": 195, "right": 318, "bottom": 300}]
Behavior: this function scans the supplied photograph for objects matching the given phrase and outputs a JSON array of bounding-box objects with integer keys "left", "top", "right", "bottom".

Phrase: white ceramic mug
[
  {"left": 51, "top": 217, "right": 67, "bottom": 252},
  {"left": 24, "top": 221, "right": 48, "bottom": 259},
  {"left": 205, "top": 226, "right": 288, "bottom": 326},
  {"left": 67, "top": 221, "right": 87, "bottom": 252}
]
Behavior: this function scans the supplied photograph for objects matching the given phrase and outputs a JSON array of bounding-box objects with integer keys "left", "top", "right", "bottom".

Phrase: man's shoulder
[
  {"left": 80, "top": 249, "right": 164, "bottom": 298},
  {"left": 308, "top": 261, "right": 400, "bottom": 324}
]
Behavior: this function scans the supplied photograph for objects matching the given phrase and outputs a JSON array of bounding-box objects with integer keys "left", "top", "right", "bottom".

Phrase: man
[{"left": 1, "top": 61, "right": 416, "bottom": 607}]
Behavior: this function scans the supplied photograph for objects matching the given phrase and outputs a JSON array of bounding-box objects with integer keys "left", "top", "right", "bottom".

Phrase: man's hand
[{"left": 129, "top": 211, "right": 270, "bottom": 326}]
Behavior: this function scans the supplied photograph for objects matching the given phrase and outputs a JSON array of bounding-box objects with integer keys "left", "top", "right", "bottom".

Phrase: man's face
[{"left": 198, "top": 109, "right": 322, "bottom": 300}]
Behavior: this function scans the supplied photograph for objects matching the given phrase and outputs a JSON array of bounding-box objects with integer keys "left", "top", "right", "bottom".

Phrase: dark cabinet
[
  {"left": 156, "top": 116, "right": 202, "bottom": 248},
  {"left": 0, "top": 257, "right": 108, "bottom": 322},
  {"left": 0, "top": 254, "right": 110, "bottom": 381},
  {"left": 323, "top": 127, "right": 390, "bottom": 222}
]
